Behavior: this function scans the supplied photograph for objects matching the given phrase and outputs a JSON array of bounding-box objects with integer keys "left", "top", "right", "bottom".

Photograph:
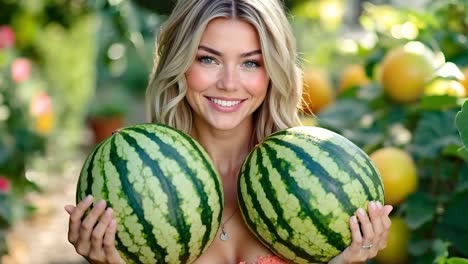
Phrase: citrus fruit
[
  {"left": 424, "top": 78, "right": 466, "bottom": 97},
  {"left": 380, "top": 42, "right": 437, "bottom": 103},
  {"left": 338, "top": 64, "right": 370, "bottom": 93},
  {"left": 301, "top": 68, "right": 334, "bottom": 114},
  {"left": 370, "top": 147, "right": 418, "bottom": 205},
  {"left": 375, "top": 217, "right": 410, "bottom": 264},
  {"left": 460, "top": 66, "right": 468, "bottom": 95}
]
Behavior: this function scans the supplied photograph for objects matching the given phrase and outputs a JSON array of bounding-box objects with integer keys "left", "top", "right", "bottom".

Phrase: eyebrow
[{"left": 198, "top": 45, "right": 262, "bottom": 57}]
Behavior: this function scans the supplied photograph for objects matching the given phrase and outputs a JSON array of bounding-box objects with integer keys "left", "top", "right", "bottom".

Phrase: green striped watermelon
[
  {"left": 76, "top": 123, "right": 224, "bottom": 264},
  {"left": 238, "top": 126, "right": 384, "bottom": 263}
]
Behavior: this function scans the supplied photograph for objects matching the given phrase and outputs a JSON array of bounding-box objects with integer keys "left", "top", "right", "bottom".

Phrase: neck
[{"left": 190, "top": 116, "right": 254, "bottom": 208}]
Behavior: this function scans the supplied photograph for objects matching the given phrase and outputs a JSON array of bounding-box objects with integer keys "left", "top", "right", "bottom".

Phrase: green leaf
[
  {"left": 457, "top": 147, "right": 468, "bottom": 162},
  {"left": 0, "top": 193, "right": 13, "bottom": 227},
  {"left": 447, "top": 258, "right": 468, "bottom": 264},
  {"left": 409, "top": 110, "right": 462, "bottom": 159},
  {"left": 419, "top": 95, "right": 460, "bottom": 111},
  {"left": 432, "top": 239, "right": 449, "bottom": 264},
  {"left": 436, "top": 190, "right": 468, "bottom": 256},
  {"left": 409, "top": 238, "right": 432, "bottom": 256},
  {"left": 456, "top": 164, "right": 468, "bottom": 193},
  {"left": 405, "top": 192, "right": 437, "bottom": 230},
  {"left": 317, "top": 99, "right": 370, "bottom": 131},
  {"left": 456, "top": 100, "right": 468, "bottom": 149}
]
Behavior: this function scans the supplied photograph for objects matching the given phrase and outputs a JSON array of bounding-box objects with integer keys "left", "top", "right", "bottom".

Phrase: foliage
[
  {"left": 0, "top": 0, "right": 98, "bottom": 256},
  {"left": 0, "top": 27, "right": 50, "bottom": 255},
  {"left": 306, "top": 1, "right": 468, "bottom": 262},
  {"left": 0, "top": 0, "right": 98, "bottom": 160}
]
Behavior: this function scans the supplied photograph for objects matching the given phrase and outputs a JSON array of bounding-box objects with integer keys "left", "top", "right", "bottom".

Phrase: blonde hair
[{"left": 146, "top": 0, "right": 302, "bottom": 144}]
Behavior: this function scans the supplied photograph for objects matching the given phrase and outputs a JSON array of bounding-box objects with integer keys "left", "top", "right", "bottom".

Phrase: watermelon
[
  {"left": 76, "top": 123, "right": 224, "bottom": 264},
  {"left": 237, "top": 126, "right": 384, "bottom": 263}
]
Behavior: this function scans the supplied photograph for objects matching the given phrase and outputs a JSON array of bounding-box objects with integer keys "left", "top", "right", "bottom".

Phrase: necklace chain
[{"left": 220, "top": 207, "right": 238, "bottom": 241}]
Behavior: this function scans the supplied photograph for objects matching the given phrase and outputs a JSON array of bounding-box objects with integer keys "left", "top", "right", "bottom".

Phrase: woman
[{"left": 65, "top": 0, "right": 392, "bottom": 263}]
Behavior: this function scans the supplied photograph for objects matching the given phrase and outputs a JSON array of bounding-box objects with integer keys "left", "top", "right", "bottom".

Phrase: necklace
[{"left": 220, "top": 207, "right": 238, "bottom": 241}]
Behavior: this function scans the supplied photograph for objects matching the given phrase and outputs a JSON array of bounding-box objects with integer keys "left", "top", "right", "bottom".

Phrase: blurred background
[{"left": 0, "top": 0, "right": 467, "bottom": 263}]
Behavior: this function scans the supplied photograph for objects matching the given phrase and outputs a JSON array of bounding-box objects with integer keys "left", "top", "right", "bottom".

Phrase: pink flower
[
  {"left": 30, "top": 91, "right": 52, "bottom": 116},
  {"left": 0, "top": 26, "right": 15, "bottom": 49},
  {"left": 0, "top": 176, "right": 11, "bottom": 193},
  {"left": 11, "top": 58, "right": 31, "bottom": 83}
]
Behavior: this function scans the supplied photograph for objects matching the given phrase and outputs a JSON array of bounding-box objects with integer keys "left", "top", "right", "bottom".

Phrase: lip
[
  {"left": 206, "top": 96, "right": 245, "bottom": 101},
  {"left": 205, "top": 96, "right": 246, "bottom": 113}
]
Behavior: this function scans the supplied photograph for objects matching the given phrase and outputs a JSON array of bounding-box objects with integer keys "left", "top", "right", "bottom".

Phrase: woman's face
[{"left": 185, "top": 18, "right": 269, "bottom": 131}]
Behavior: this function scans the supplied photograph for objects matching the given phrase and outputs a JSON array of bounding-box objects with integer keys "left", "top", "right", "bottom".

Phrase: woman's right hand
[{"left": 64, "top": 195, "right": 125, "bottom": 264}]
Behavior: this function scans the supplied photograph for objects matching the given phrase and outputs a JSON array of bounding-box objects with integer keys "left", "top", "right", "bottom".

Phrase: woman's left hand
[{"left": 329, "top": 201, "right": 393, "bottom": 264}]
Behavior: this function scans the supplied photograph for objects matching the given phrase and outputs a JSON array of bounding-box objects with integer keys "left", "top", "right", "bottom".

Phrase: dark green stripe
[
  {"left": 115, "top": 233, "right": 141, "bottom": 264},
  {"left": 153, "top": 125, "right": 223, "bottom": 252},
  {"left": 355, "top": 148, "right": 385, "bottom": 201},
  {"left": 278, "top": 131, "right": 375, "bottom": 209},
  {"left": 76, "top": 142, "right": 99, "bottom": 203},
  {"left": 77, "top": 137, "right": 111, "bottom": 202},
  {"left": 110, "top": 135, "right": 165, "bottom": 262},
  {"left": 131, "top": 126, "right": 214, "bottom": 262},
  {"left": 269, "top": 136, "right": 355, "bottom": 213},
  {"left": 240, "top": 147, "right": 322, "bottom": 262},
  {"left": 263, "top": 143, "right": 347, "bottom": 256},
  {"left": 329, "top": 133, "right": 382, "bottom": 201}
]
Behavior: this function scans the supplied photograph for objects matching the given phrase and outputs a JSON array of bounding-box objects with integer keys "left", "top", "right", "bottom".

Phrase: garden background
[{"left": 0, "top": 0, "right": 467, "bottom": 263}]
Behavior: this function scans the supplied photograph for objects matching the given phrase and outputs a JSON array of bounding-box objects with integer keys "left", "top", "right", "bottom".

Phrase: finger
[
  {"left": 76, "top": 199, "right": 107, "bottom": 255},
  {"left": 379, "top": 210, "right": 392, "bottom": 250},
  {"left": 89, "top": 208, "right": 114, "bottom": 259},
  {"left": 68, "top": 195, "right": 93, "bottom": 244},
  {"left": 64, "top": 205, "right": 75, "bottom": 215},
  {"left": 104, "top": 219, "right": 124, "bottom": 264},
  {"left": 384, "top": 205, "right": 393, "bottom": 215},
  {"left": 356, "top": 207, "right": 374, "bottom": 244},
  {"left": 347, "top": 215, "right": 363, "bottom": 253},
  {"left": 368, "top": 201, "right": 384, "bottom": 239}
]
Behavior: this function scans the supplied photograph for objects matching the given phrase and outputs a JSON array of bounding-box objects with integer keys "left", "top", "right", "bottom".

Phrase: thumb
[
  {"left": 384, "top": 205, "right": 393, "bottom": 215},
  {"left": 64, "top": 205, "right": 75, "bottom": 215}
]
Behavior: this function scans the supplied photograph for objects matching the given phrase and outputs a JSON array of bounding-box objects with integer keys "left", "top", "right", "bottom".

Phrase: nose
[{"left": 217, "top": 65, "right": 237, "bottom": 91}]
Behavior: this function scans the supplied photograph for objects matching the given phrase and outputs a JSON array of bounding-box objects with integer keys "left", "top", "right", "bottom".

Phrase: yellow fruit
[
  {"left": 376, "top": 217, "right": 410, "bottom": 264},
  {"left": 298, "top": 114, "right": 317, "bottom": 126},
  {"left": 370, "top": 147, "right": 418, "bottom": 205},
  {"left": 424, "top": 78, "right": 466, "bottom": 97},
  {"left": 338, "top": 64, "right": 370, "bottom": 92},
  {"left": 36, "top": 111, "right": 54, "bottom": 135},
  {"left": 301, "top": 68, "right": 334, "bottom": 114},
  {"left": 460, "top": 67, "right": 468, "bottom": 96},
  {"left": 381, "top": 42, "right": 437, "bottom": 103}
]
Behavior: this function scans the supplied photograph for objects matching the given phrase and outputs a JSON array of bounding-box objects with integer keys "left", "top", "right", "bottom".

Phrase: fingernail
[
  {"left": 110, "top": 219, "right": 116, "bottom": 227},
  {"left": 376, "top": 201, "right": 382, "bottom": 209},
  {"left": 96, "top": 200, "right": 106, "bottom": 208},
  {"left": 105, "top": 208, "right": 113, "bottom": 216},
  {"left": 369, "top": 201, "right": 376, "bottom": 210},
  {"left": 358, "top": 208, "right": 366, "bottom": 216},
  {"left": 351, "top": 215, "right": 357, "bottom": 223},
  {"left": 84, "top": 195, "right": 93, "bottom": 202}
]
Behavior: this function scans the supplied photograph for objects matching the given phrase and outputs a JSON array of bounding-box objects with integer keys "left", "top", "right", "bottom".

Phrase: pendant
[
  {"left": 220, "top": 227, "right": 229, "bottom": 241},
  {"left": 220, "top": 232, "right": 229, "bottom": 241}
]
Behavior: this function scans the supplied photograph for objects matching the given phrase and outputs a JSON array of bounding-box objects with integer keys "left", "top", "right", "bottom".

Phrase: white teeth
[{"left": 210, "top": 98, "right": 241, "bottom": 107}]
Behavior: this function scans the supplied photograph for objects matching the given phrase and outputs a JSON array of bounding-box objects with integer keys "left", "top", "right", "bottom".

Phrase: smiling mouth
[{"left": 208, "top": 97, "right": 243, "bottom": 107}]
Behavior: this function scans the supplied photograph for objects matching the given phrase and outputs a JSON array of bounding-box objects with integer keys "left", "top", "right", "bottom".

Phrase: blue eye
[
  {"left": 198, "top": 56, "right": 217, "bottom": 64},
  {"left": 243, "top": 60, "right": 260, "bottom": 68}
]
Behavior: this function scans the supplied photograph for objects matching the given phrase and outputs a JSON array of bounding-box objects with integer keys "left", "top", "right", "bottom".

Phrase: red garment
[{"left": 238, "top": 255, "right": 288, "bottom": 264}]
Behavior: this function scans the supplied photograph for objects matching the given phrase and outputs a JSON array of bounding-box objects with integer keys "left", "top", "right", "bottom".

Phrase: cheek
[
  {"left": 243, "top": 73, "right": 269, "bottom": 96},
  {"left": 185, "top": 66, "right": 216, "bottom": 93}
]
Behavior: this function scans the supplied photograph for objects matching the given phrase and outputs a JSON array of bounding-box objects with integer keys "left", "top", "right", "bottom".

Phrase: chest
[{"left": 193, "top": 212, "right": 272, "bottom": 264}]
